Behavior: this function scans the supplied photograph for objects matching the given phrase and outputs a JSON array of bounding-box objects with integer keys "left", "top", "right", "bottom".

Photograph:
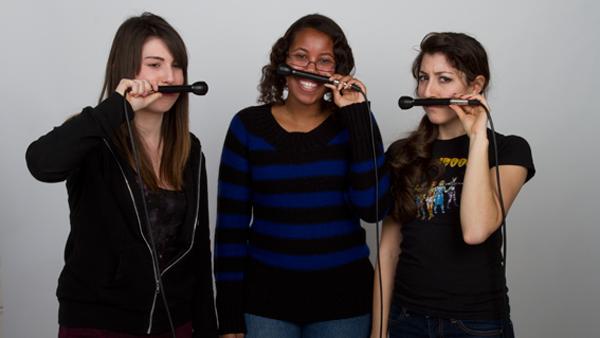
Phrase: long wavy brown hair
[
  {"left": 99, "top": 12, "right": 190, "bottom": 191},
  {"left": 388, "top": 32, "right": 490, "bottom": 224},
  {"left": 258, "top": 14, "right": 355, "bottom": 110}
]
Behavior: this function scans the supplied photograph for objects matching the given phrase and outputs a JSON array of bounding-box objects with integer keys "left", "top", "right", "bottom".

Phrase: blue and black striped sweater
[{"left": 214, "top": 102, "right": 390, "bottom": 333}]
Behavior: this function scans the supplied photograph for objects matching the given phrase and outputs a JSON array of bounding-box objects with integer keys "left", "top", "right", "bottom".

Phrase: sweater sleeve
[
  {"left": 213, "top": 115, "right": 252, "bottom": 334},
  {"left": 25, "top": 92, "right": 133, "bottom": 183},
  {"left": 193, "top": 152, "right": 218, "bottom": 338},
  {"left": 337, "top": 102, "right": 390, "bottom": 222}
]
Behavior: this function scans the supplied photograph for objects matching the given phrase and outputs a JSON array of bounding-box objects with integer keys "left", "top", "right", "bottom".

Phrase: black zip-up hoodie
[{"left": 25, "top": 92, "right": 217, "bottom": 337}]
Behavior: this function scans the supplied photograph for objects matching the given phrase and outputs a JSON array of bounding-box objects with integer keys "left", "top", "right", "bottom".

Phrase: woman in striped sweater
[{"left": 214, "top": 13, "right": 389, "bottom": 338}]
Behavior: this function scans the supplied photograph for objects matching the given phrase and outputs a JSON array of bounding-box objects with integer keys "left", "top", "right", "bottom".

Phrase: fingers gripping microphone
[
  {"left": 398, "top": 96, "right": 481, "bottom": 109},
  {"left": 158, "top": 81, "right": 208, "bottom": 95},
  {"left": 276, "top": 64, "right": 361, "bottom": 91}
]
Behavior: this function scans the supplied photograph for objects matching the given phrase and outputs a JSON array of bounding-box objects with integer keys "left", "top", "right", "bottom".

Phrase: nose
[
  {"left": 420, "top": 79, "right": 436, "bottom": 98},
  {"left": 162, "top": 65, "right": 175, "bottom": 84},
  {"left": 305, "top": 60, "right": 318, "bottom": 72}
]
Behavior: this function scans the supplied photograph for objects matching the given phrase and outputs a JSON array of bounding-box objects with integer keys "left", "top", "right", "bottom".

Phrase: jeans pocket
[
  {"left": 451, "top": 319, "right": 504, "bottom": 337},
  {"left": 390, "top": 303, "right": 411, "bottom": 323}
]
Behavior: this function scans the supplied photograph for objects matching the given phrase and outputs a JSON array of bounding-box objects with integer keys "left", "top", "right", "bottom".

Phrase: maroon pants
[{"left": 58, "top": 322, "right": 192, "bottom": 338}]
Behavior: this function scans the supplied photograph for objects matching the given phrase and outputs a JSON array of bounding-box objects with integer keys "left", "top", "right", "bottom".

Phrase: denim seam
[{"left": 452, "top": 319, "right": 503, "bottom": 336}]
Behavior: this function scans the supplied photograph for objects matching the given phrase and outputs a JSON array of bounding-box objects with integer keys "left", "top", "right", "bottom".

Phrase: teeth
[{"left": 299, "top": 80, "right": 317, "bottom": 89}]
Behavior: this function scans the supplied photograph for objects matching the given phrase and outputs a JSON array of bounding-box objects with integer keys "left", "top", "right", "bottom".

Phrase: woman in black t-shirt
[{"left": 371, "top": 33, "right": 535, "bottom": 338}]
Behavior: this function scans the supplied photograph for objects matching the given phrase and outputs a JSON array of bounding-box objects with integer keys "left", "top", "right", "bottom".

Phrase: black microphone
[
  {"left": 398, "top": 96, "right": 481, "bottom": 109},
  {"left": 276, "top": 64, "right": 361, "bottom": 91},
  {"left": 158, "top": 81, "right": 208, "bottom": 95}
]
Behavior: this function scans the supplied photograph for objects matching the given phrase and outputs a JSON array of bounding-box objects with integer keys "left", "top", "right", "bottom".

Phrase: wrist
[
  {"left": 468, "top": 132, "right": 488, "bottom": 149},
  {"left": 469, "top": 130, "right": 488, "bottom": 142}
]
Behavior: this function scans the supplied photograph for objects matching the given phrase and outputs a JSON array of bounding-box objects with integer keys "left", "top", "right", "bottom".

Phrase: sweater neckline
[{"left": 257, "top": 104, "right": 341, "bottom": 150}]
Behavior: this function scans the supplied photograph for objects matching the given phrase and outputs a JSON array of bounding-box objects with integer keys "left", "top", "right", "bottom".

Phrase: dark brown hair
[
  {"left": 388, "top": 32, "right": 490, "bottom": 224},
  {"left": 258, "top": 14, "right": 355, "bottom": 109},
  {"left": 100, "top": 12, "right": 190, "bottom": 190}
]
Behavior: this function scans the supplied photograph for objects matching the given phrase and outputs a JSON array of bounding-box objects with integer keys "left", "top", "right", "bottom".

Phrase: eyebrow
[
  {"left": 289, "top": 47, "right": 334, "bottom": 57},
  {"left": 143, "top": 56, "right": 165, "bottom": 61},
  {"left": 419, "top": 70, "right": 457, "bottom": 76}
]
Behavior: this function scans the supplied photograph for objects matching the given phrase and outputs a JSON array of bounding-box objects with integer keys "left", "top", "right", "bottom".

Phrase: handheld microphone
[
  {"left": 276, "top": 64, "right": 361, "bottom": 91},
  {"left": 398, "top": 96, "right": 481, "bottom": 109},
  {"left": 158, "top": 81, "right": 208, "bottom": 95}
]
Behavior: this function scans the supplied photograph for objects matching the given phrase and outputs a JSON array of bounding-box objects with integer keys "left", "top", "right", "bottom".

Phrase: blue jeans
[
  {"left": 388, "top": 304, "right": 514, "bottom": 338},
  {"left": 244, "top": 313, "right": 371, "bottom": 338}
]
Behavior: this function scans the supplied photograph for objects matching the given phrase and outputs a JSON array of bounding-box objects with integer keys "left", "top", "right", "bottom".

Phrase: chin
[
  {"left": 297, "top": 94, "right": 325, "bottom": 106},
  {"left": 150, "top": 98, "right": 179, "bottom": 114},
  {"left": 424, "top": 106, "right": 456, "bottom": 125}
]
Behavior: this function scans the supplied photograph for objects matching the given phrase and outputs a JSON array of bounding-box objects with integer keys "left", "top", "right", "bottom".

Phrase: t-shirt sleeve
[{"left": 490, "top": 134, "right": 535, "bottom": 183}]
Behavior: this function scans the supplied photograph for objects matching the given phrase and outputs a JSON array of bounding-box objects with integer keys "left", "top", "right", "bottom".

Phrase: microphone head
[
  {"left": 398, "top": 96, "right": 415, "bottom": 110},
  {"left": 190, "top": 81, "right": 208, "bottom": 95},
  {"left": 276, "top": 64, "right": 293, "bottom": 76}
]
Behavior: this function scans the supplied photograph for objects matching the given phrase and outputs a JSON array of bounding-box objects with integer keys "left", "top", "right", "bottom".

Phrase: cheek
[
  {"left": 175, "top": 70, "right": 184, "bottom": 84},
  {"left": 135, "top": 70, "right": 160, "bottom": 82},
  {"left": 447, "top": 82, "right": 470, "bottom": 96},
  {"left": 134, "top": 70, "right": 147, "bottom": 81}
]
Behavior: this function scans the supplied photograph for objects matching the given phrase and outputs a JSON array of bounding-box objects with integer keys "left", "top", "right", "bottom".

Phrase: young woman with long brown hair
[
  {"left": 371, "top": 32, "right": 535, "bottom": 338},
  {"left": 26, "top": 13, "right": 216, "bottom": 338}
]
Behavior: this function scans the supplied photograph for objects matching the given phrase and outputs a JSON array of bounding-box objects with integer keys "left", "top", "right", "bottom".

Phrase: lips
[{"left": 297, "top": 79, "right": 319, "bottom": 92}]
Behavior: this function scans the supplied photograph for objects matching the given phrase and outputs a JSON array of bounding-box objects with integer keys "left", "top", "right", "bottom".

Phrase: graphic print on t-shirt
[{"left": 415, "top": 157, "right": 466, "bottom": 221}]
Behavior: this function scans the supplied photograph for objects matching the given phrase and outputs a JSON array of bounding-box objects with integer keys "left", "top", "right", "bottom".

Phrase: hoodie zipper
[{"left": 103, "top": 139, "right": 202, "bottom": 333}]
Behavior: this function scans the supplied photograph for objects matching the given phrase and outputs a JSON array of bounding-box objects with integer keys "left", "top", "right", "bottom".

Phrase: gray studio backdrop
[{"left": 1, "top": 1, "right": 598, "bottom": 337}]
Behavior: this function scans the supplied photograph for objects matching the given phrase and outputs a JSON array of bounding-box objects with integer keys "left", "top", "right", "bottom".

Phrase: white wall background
[{"left": 1, "top": 1, "right": 598, "bottom": 337}]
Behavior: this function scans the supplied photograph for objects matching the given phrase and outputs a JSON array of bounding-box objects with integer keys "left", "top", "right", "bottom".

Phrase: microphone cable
[
  {"left": 481, "top": 104, "right": 509, "bottom": 338},
  {"left": 122, "top": 93, "right": 177, "bottom": 338},
  {"left": 353, "top": 89, "right": 384, "bottom": 338}
]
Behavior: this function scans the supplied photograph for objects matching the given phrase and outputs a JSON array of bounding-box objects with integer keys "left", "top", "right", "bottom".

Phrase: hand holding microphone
[
  {"left": 399, "top": 93, "right": 491, "bottom": 138},
  {"left": 448, "top": 93, "right": 490, "bottom": 138},
  {"left": 326, "top": 74, "right": 366, "bottom": 107},
  {"left": 116, "top": 78, "right": 208, "bottom": 112},
  {"left": 398, "top": 96, "right": 482, "bottom": 109},
  {"left": 276, "top": 64, "right": 366, "bottom": 106},
  {"left": 116, "top": 79, "right": 162, "bottom": 112},
  {"left": 276, "top": 64, "right": 362, "bottom": 91}
]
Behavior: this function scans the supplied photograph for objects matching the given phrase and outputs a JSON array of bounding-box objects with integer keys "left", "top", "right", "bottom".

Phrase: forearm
[
  {"left": 214, "top": 121, "right": 252, "bottom": 333},
  {"left": 371, "top": 251, "right": 398, "bottom": 338},
  {"left": 339, "top": 103, "right": 390, "bottom": 222},
  {"left": 460, "top": 133, "right": 500, "bottom": 244},
  {"left": 26, "top": 92, "right": 130, "bottom": 182},
  {"left": 371, "top": 218, "right": 401, "bottom": 338}
]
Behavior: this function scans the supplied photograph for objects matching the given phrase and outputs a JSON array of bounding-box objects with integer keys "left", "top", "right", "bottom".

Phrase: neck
[
  {"left": 133, "top": 111, "right": 164, "bottom": 148},
  {"left": 284, "top": 97, "right": 325, "bottom": 120}
]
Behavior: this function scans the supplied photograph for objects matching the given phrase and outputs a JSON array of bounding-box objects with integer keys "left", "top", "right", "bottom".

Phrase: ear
[{"left": 469, "top": 75, "right": 486, "bottom": 94}]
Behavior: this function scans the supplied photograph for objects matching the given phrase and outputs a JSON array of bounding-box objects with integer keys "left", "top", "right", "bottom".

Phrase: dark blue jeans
[
  {"left": 244, "top": 313, "right": 371, "bottom": 338},
  {"left": 388, "top": 304, "right": 514, "bottom": 338}
]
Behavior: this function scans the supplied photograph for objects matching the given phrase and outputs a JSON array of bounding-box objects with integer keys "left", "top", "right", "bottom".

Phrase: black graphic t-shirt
[{"left": 392, "top": 130, "right": 535, "bottom": 319}]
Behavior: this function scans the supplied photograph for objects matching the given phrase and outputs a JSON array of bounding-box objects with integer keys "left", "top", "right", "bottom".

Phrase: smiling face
[
  {"left": 284, "top": 28, "right": 335, "bottom": 107},
  {"left": 135, "top": 36, "right": 184, "bottom": 114}
]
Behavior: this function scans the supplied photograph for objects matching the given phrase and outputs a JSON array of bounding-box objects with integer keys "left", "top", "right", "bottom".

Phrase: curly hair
[
  {"left": 388, "top": 32, "right": 490, "bottom": 224},
  {"left": 258, "top": 14, "right": 355, "bottom": 107}
]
